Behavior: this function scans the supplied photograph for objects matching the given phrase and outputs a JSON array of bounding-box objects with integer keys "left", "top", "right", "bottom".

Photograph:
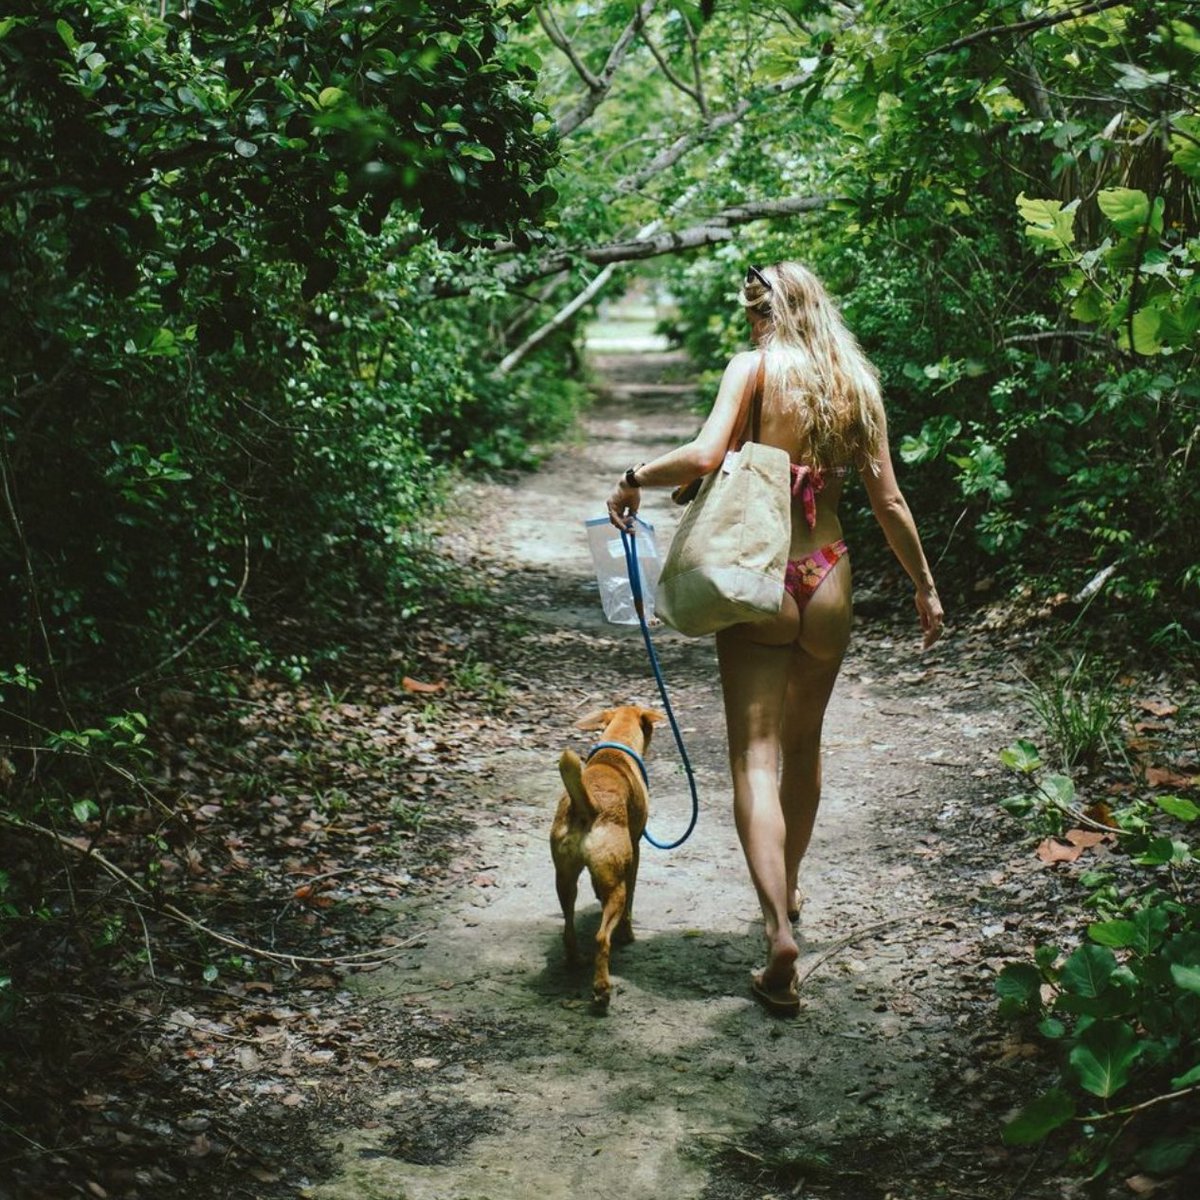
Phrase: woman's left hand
[
  {"left": 915, "top": 586, "right": 944, "bottom": 649},
  {"left": 607, "top": 480, "right": 640, "bottom": 531}
]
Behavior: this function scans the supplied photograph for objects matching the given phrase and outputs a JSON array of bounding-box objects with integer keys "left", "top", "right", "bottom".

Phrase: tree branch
[
  {"left": 682, "top": 11, "right": 708, "bottom": 117},
  {"left": 534, "top": 3, "right": 600, "bottom": 91},
  {"left": 556, "top": 0, "right": 659, "bottom": 139},
  {"left": 1002, "top": 330, "right": 1111, "bottom": 347},
  {"left": 639, "top": 21, "right": 704, "bottom": 112},
  {"left": 610, "top": 62, "right": 821, "bottom": 197},
  {"left": 929, "top": 0, "right": 1131, "bottom": 56},
  {"left": 438, "top": 194, "right": 836, "bottom": 297},
  {"left": 496, "top": 262, "right": 623, "bottom": 374}
]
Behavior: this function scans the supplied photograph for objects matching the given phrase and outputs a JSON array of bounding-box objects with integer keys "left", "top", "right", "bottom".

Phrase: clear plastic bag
[{"left": 585, "top": 516, "right": 660, "bottom": 625}]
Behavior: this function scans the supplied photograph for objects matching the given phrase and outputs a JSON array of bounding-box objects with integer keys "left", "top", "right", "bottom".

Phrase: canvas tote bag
[{"left": 656, "top": 355, "right": 791, "bottom": 637}]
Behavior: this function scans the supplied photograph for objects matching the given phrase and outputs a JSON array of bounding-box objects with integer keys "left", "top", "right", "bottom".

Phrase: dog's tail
[{"left": 558, "top": 750, "right": 596, "bottom": 822}]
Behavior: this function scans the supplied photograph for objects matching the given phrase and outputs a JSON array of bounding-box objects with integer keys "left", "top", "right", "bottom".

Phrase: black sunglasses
[{"left": 746, "top": 264, "right": 773, "bottom": 292}]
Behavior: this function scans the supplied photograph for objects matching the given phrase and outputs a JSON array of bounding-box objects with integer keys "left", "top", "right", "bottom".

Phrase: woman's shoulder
[{"left": 725, "top": 349, "right": 762, "bottom": 379}]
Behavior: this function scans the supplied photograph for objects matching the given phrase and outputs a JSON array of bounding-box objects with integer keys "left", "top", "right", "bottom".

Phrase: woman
[{"left": 606, "top": 261, "right": 943, "bottom": 1015}]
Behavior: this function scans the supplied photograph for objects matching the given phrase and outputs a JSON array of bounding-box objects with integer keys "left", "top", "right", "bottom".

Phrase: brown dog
[{"left": 551, "top": 705, "right": 664, "bottom": 1008}]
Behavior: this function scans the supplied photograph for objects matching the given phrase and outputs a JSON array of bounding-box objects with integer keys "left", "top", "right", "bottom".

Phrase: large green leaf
[
  {"left": 1016, "top": 193, "right": 1077, "bottom": 254},
  {"left": 1038, "top": 774, "right": 1076, "bottom": 808},
  {"left": 1170, "top": 1063, "right": 1200, "bottom": 1089},
  {"left": 996, "top": 962, "right": 1043, "bottom": 1011},
  {"left": 1088, "top": 919, "right": 1136, "bottom": 949},
  {"left": 1097, "top": 187, "right": 1161, "bottom": 236},
  {"left": 1170, "top": 116, "right": 1200, "bottom": 179},
  {"left": 1069, "top": 1020, "right": 1139, "bottom": 1098},
  {"left": 1136, "top": 1133, "right": 1200, "bottom": 1173},
  {"left": 1001, "top": 1088, "right": 1076, "bottom": 1145},
  {"left": 1131, "top": 906, "right": 1169, "bottom": 956},
  {"left": 1156, "top": 795, "right": 1200, "bottom": 822},
  {"left": 1128, "top": 305, "right": 1164, "bottom": 355},
  {"left": 1060, "top": 944, "right": 1117, "bottom": 998},
  {"left": 999, "top": 739, "right": 1042, "bottom": 774},
  {"left": 1171, "top": 963, "right": 1200, "bottom": 995}
]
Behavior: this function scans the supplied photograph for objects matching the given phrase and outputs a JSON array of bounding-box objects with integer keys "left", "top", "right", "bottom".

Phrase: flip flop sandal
[{"left": 750, "top": 969, "right": 800, "bottom": 1018}]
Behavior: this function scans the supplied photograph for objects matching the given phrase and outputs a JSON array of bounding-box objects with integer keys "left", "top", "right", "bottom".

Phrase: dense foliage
[
  {"left": 639, "top": 2, "right": 1200, "bottom": 627},
  {"left": 996, "top": 734, "right": 1200, "bottom": 1177},
  {"left": 1, "top": 0, "right": 565, "bottom": 698}
]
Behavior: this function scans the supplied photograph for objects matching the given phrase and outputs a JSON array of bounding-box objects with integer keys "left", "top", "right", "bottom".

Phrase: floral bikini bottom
[{"left": 783, "top": 539, "right": 849, "bottom": 613}]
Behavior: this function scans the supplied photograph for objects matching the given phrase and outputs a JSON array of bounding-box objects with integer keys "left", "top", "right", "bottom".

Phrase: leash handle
[{"left": 620, "top": 528, "right": 700, "bottom": 850}]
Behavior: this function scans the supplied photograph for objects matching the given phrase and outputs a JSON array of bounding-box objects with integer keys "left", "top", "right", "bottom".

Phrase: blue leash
[{"left": 618, "top": 527, "right": 700, "bottom": 849}]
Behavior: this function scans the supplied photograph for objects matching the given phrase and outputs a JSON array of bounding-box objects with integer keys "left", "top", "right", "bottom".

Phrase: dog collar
[{"left": 586, "top": 741, "right": 649, "bottom": 786}]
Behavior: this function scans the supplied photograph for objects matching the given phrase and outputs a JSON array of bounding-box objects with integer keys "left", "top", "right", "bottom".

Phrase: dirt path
[{"left": 306, "top": 352, "right": 1030, "bottom": 1200}]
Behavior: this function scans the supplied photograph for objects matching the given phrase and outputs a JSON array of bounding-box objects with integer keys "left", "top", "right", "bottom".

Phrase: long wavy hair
[{"left": 740, "top": 261, "right": 885, "bottom": 471}]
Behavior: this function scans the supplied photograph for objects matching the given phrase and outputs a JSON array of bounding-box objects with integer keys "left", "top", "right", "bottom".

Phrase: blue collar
[{"left": 586, "top": 741, "right": 649, "bottom": 786}]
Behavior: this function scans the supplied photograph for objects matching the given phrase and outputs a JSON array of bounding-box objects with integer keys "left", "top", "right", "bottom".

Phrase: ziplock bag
[{"left": 585, "top": 515, "right": 660, "bottom": 625}]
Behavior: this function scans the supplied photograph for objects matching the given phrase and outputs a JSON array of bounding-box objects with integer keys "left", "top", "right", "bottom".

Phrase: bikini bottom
[{"left": 784, "top": 539, "right": 849, "bottom": 613}]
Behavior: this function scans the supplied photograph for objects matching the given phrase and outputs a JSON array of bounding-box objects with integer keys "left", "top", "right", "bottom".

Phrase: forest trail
[{"left": 307, "top": 350, "right": 1022, "bottom": 1200}]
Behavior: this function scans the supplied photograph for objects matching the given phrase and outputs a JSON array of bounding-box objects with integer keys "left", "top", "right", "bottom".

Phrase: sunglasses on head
[{"left": 746, "top": 264, "right": 773, "bottom": 292}]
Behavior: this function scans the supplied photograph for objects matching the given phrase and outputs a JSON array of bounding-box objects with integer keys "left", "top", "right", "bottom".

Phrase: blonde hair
[{"left": 740, "top": 261, "right": 884, "bottom": 471}]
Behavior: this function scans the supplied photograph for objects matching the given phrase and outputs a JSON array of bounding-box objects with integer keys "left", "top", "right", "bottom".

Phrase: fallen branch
[
  {"left": 2, "top": 813, "right": 427, "bottom": 968},
  {"left": 795, "top": 911, "right": 927, "bottom": 990},
  {"left": 1079, "top": 1083, "right": 1200, "bottom": 1122}
]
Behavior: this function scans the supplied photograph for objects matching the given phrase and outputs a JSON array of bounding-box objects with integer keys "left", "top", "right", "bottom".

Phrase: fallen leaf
[
  {"left": 1084, "top": 801, "right": 1117, "bottom": 828},
  {"left": 1064, "top": 829, "right": 1107, "bottom": 848},
  {"left": 402, "top": 676, "right": 446, "bottom": 694},
  {"left": 1125, "top": 1175, "right": 1165, "bottom": 1196},
  {"left": 1145, "top": 766, "right": 1196, "bottom": 789},
  {"left": 1136, "top": 699, "right": 1178, "bottom": 718},
  {"left": 1037, "top": 838, "right": 1084, "bottom": 865}
]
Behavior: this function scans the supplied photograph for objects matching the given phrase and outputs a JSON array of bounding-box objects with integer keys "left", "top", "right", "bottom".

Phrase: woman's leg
[
  {"left": 781, "top": 557, "right": 852, "bottom": 912},
  {"left": 716, "top": 600, "right": 801, "bottom": 992}
]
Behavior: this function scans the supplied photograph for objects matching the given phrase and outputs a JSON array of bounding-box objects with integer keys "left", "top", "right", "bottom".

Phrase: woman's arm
[
  {"left": 859, "top": 413, "right": 945, "bottom": 648},
  {"left": 606, "top": 351, "right": 758, "bottom": 529}
]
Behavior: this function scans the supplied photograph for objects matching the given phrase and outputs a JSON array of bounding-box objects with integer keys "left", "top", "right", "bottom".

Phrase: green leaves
[
  {"left": 1002, "top": 1088, "right": 1076, "bottom": 1145},
  {"left": 1061, "top": 944, "right": 1118, "bottom": 999},
  {"left": 1016, "top": 193, "right": 1078, "bottom": 255},
  {"left": 1171, "top": 964, "right": 1200, "bottom": 995},
  {"left": 1000, "top": 739, "right": 1042, "bottom": 775},
  {"left": 1097, "top": 188, "right": 1163, "bottom": 237},
  {"left": 1088, "top": 919, "right": 1138, "bottom": 948},
  {"left": 1069, "top": 1020, "right": 1139, "bottom": 1098},
  {"left": 1156, "top": 795, "right": 1200, "bottom": 822},
  {"left": 996, "top": 962, "right": 1044, "bottom": 1017}
]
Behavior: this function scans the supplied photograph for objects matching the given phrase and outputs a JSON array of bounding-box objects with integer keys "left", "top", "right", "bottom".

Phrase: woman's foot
[
  {"left": 758, "top": 930, "right": 798, "bottom": 989},
  {"left": 750, "top": 965, "right": 800, "bottom": 1017},
  {"left": 787, "top": 886, "right": 806, "bottom": 924}
]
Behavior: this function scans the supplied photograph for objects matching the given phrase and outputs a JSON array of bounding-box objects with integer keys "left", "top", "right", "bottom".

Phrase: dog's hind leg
[
  {"left": 555, "top": 869, "right": 580, "bottom": 965},
  {"left": 592, "top": 879, "right": 627, "bottom": 1009},
  {"left": 615, "top": 842, "right": 638, "bottom": 946}
]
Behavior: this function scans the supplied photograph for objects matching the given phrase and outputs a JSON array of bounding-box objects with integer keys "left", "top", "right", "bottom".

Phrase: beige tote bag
[{"left": 656, "top": 356, "right": 791, "bottom": 637}]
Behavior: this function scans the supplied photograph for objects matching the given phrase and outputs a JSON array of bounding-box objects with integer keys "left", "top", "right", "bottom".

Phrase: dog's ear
[
  {"left": 575, "top": 709, "right": 612, "bottom": 732},
  {"left": 640, "top": 709, "right": 666, "bottom": 738}
]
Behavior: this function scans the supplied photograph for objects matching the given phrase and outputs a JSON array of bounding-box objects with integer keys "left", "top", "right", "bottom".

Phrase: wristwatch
[{"left": 623, "top": 464, "right": 643, "bottom": 488}]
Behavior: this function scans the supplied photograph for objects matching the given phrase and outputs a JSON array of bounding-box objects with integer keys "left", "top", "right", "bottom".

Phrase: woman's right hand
[
  {"left": 607, "top": 479, "right": 640, "bottom": 531},
  {"left": 915, "top": 586, "right": 944, "bottom": 649}
]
